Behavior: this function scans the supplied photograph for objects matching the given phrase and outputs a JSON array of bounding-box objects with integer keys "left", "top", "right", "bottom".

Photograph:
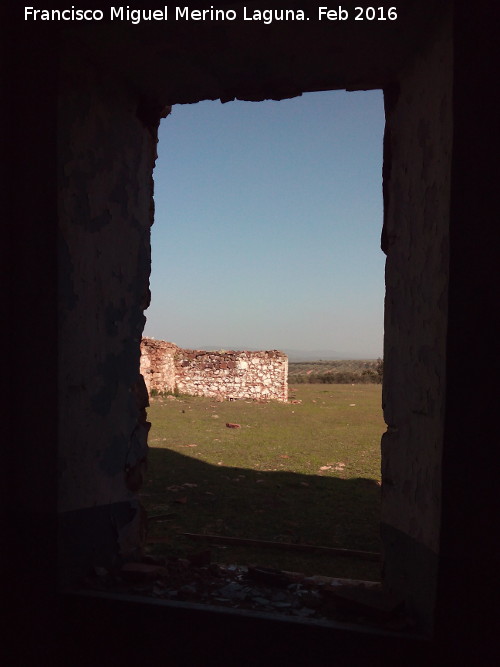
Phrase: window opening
[{"left": 140, "top": 91, "right": 386, "bottom": 623}]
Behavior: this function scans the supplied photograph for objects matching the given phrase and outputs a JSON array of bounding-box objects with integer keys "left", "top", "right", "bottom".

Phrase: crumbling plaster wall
[
  {"left": 57, "top": 55, "right": 161, "bottom": 576},
  {"left": 10, "top": 1, "right": 500, "bottom": 658},
  {"left": 53, "top": 0, "right": 453, "bottom": 629},
  {"left": 380, "top": 13, "right": 452, "bottom": 625}
]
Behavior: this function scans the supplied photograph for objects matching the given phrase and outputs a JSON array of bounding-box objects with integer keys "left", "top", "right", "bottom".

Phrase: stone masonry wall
[
  {"left": 140, "top": 338, "right": 288, "bottom": 402},
  {"left": 140, "top": 339, "right": 177, "bottom": 395}
]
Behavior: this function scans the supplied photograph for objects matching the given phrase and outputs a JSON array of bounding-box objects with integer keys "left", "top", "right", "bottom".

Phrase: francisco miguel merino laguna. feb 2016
[{"left": 24, "top": 6, "right": 398, "bottom": 25}]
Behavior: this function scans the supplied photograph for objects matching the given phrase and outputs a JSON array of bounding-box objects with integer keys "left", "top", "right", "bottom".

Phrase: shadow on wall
[{"left": 141, "top": 446, "right": 382, "bottom": 581}]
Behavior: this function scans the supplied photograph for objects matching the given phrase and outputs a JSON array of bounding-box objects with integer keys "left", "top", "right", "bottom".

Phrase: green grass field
[{"left": 141, "top": 384, "right": 385, "bottom": 581}]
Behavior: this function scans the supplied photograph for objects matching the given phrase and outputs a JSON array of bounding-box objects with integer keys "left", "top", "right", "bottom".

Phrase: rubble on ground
[{"left": 81, "top": 555, "right": 412, "bottom": 631}]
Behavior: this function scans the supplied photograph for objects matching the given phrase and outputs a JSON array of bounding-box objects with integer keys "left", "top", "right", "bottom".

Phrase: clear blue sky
[{"left": 144, "top": 89, "right": 386, "bottom": 359}]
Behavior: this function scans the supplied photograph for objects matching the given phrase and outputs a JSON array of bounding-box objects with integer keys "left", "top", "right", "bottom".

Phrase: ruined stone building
[
  {"left": 5, "top": 1, "right": 499, "bottom": 664},
  {"left": 140, "top": 338, "right": 288, "bottom": 402}
]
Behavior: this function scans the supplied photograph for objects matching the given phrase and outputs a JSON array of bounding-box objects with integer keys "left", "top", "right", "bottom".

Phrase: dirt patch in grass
[{"left": 141, "top": 384, "right": 384, "bottom": 581}]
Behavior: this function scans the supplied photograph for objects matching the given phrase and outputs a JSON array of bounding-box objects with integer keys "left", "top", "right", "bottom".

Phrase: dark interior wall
[
  {"left": 4, "top": 1, "right": 499, "bottom": 662},
  {"left": 57, "top": 50, "right": 160, "bottom": 580},
  {"left": 62, "top": 0, "right": 444, "bottom": 104},
  {"left": 436, "top": 0, "right": 500, "bottom": 662},
  {"left": 380, "top": 12, "right": 453, "bottom": 629},
  {"left": 53, "top": 2, "right": 454, "bottom": 628},
  {"left": 4, "top": 11, "right": 60, "bottom": 660}
]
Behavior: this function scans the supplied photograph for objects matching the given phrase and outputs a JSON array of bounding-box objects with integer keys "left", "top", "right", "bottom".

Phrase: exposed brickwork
[{"left": 140, "top": 338, "right": 288, "bottom": 402}]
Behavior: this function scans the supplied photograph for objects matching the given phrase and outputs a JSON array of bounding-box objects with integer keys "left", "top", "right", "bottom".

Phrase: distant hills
[
  {"left": 288, "top": 358, "right": 383, "bottom": 383},
  {"left": 283, "top": 349, "right": 377, "bottom": 362},
  {"left": 198, "top": 345, "right": 379, "bottom": 362}
]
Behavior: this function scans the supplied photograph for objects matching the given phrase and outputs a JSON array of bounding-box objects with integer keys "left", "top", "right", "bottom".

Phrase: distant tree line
[{"left": 289, "top": 358, "right": 383, "bottom": 385}]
